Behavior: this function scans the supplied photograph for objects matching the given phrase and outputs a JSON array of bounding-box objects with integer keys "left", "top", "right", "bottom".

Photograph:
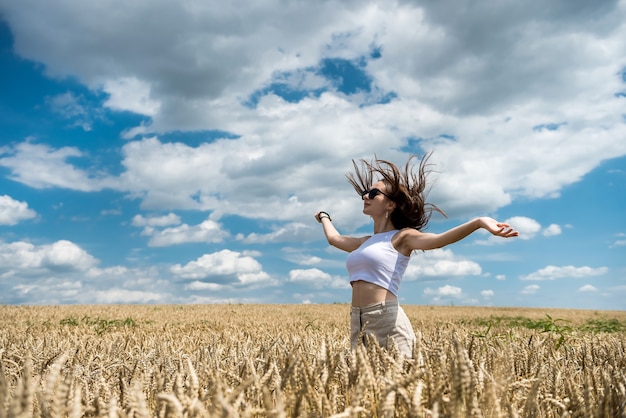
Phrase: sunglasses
[{"left": 361, "top": 188, "right": 392, "bottom": 200}]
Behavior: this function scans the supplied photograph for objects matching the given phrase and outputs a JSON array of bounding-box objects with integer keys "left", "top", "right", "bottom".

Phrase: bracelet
[{"left": 318, "top": 211, "right": 332, "bottom": 222}]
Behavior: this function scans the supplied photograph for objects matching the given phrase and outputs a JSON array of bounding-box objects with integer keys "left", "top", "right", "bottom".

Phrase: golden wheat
[{"left": 0, "top": 304, "right": 624, "bottom": 417}]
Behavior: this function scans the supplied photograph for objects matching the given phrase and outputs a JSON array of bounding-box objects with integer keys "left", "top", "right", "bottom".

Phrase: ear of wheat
[{"left": 0, "top": 304, "right": 624, "bottom": 417}]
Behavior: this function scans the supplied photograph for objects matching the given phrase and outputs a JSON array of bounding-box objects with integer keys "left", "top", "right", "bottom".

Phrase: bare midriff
[{"left": 351, "top": 280, "right": 397, "bottom": 307}]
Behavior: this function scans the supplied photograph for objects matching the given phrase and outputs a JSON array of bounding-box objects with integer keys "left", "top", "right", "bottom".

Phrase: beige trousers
[{"left": 350, "top": 299, "right": 416, "bottom": 358}]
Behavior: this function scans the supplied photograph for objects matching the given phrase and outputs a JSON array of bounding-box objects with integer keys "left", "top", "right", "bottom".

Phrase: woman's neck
[{"left": 373, "top": 218, "right": 396, "bottom": 234}]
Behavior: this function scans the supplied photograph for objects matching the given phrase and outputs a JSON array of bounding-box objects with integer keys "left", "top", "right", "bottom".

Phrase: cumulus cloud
[
  {"left": 578, "top": 284, "right": 598, "bottom": 292},
  {"left": 0, "top": 244, "right": 275, "bottom": 304},
  {"left": 477, "top": 218, "right": 561, "bottom": 244},
  {"left": 185, "top": 281, "right": 224, "bottom": 291},
  {"left": 132, "top": 213, "right": 181, "bottom": 227},
  {"left": 611, "top": 233, "right": 626, "bottom": 248},
  {"left": 46, "top": 91, "right": 100, "bottom": 131},
  {"left": 1, "top": 0, "right": 625, "bottom": 305},
  {"left": 170, "top": 249, "right": 273, "bottom": 286},
  {"left": 238, "top": 223, "right": 317, "bottom": 244},
  {"left": 293, "top": 255, "right": 324, "bottom": 266},
  {"left": 132, "top": 212, "right": 229, "bottom": 247},
  {"left": 521, "top": 265, "right": 608, "bottom": 281},
  {"left": 0, "top": 240, "right": 98, "bottom": 278},
  {"left": 505, "top": 216, "right": 542, "bottom": 240},
  {"left": 0, "top": 195, "right": 37, "bottom": 225},
  {"left": 288, "top": 268, "right": 350, "bottom": 289},
  {"left": 424, "top": 285, "right": 464, "bottom": 303},
  {"left": 93, "top": 289, "right": 164, "bottom": 304},
  {"left": 13, "top": 280, "right": 83, "bottom": 302},
  {"left": 404, "top": 248, "right": 482, "bottom": 280},
  {"left": 474, "top": 216, "right": 542, "bottom": 245},
  {"left": 144, "top": 219, "right": 229, "bottom": 247},
  {"left": 0, "top": 141, "right": 117, "bottom": 191},
  {"left": 521, "top": 284, "right": 540, "bottom": 295},
  {"left": 103, "top": 77, "right": 161, "bottom": 116},
  {"left": 543, "top": 224, "right": 562, "bottom": 237},
  {"left": 0, "top": 0, "right": 623, "bottom": 227},
  {"left": 481, "top": 289, "right": 494, "bottom": 298}
]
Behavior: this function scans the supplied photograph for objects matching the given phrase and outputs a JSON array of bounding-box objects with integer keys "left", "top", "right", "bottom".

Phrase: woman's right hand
[{"left": 315, "top": 211, "right": 331, "bottom": 223}]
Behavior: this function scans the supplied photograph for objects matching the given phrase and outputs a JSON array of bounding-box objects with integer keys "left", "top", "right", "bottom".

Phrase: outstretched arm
[
  {"left": 396, "top": 217, "right": 519, "bottom": 254},
  {"left": 314, "top": 211, "right": 368, "bottom": 253}
]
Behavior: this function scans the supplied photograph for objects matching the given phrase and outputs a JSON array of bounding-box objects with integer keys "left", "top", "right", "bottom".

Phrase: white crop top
[{"left": 346, "top": 230, "right": 410, "bottom": 297}]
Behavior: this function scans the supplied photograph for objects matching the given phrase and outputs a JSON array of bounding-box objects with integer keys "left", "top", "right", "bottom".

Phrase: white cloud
[
  {"left": 185, "top": 281, "right": 224, "bottom": 291},
  {"left": 0, "top": 240, "right": 98, "bottom": 276},
  {"left": 405, "top": 248, "right": 482, "bottom": 280},
  {"left": 0, "top": 195, "right": 37, "bottom": 225},
  {"left": 288, "top": 268, "right": 350, "bottom": 289},
  {"left": 521, "top": 284, "right": 540, "bottom": 295},
  {"left": 93, "top": 289, "right": 164, "bottom": 304},
  {"left": 85, "top": 266, "right": 129, "bottom": 278},
  {"left": 103, "top": 77, "right": 161, "bottom": 116},
  {"left": 46, "top": 92, "right": 96, "bottom": 131},
  {"left": 239, "top": 223, "right": 317, "bottom": 244},
  {"left": 543, "top": 224, "right": 562, "bottom": 237},
  {"left": 284, "top": 253, "right": 323, "bottom": 266},
  {"left": 611, "top": 233, "right": 626, "bottom": 248},
  {"left": 0, "top": 141, "right": 116, "bottom": 191},
  {"left": 170, "top": 249, "right": 272, "bottom": 286},
  {"left": 132, "top": 213, "right": 181, "bottom": 227},
  {"left": 119, "top": 137, "right": 224, "bottom": 210},
  {"left": 41, "top": 241, "right": 99, "bottom": 270},
  {"left": 578, "top": 284, "right": 598, "bottom": 293},
  {"left": 424, "top": 285, "right": 463, "bottom": 303},
  {"left": 48, "top": 92, "right": 87, "bottom": 118},
  {"left": 424, "top": 285, "right": 462, "bottom": 297},
  {"left": 521, "top": 265, "right": 608, "bottom": 281},
  {"left": 145, "top": 219, "right": 229, "bottom": 247},
  {"left": 476, "top": 219, "right": 560, "bottom": 243},
  {"left": 505, "top": 216, "right": 542, "bottom": 240},
  {"left": 475, "top": 216, "right": 542, "bottom": 245},
  {"left": 1, "top": 0, "right": 625, "bottom": 306},
  {"left": 289, "top": 268, "right": 330, "bottom": 286},
  {"left": 0, "top": 1, "right": 623, "bottom": 225},
  {"left": 481, "top": 290, "right": 494, "bottom": 298}
]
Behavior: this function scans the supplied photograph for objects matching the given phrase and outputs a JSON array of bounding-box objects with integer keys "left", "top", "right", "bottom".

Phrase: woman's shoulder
[
  {"left": 395, "top": 227, "right": 422, "bottom": 238},
  {"left": 392, "top": 227, "right": 425, "bottom": 255}
]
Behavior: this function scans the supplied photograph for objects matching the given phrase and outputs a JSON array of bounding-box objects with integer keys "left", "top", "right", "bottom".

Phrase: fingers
[
  {"left": 494, "top": 222, "right": 519, "bottom": 238},
  {"left": 499, "top": 228, "right": 519, "bottom": 237}
]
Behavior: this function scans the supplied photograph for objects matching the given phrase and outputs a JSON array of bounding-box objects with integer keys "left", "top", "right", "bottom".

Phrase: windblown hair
[{"left": 346, "top": 153, "right": 447, "bottom": 230}]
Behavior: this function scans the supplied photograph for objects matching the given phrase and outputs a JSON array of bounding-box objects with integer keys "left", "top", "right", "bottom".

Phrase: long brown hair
[{"left": 346, "top": 153, "right": 447, "bottom": 230}]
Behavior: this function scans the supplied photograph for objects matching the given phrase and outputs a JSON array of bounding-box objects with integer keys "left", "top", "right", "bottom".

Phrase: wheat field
[{"left": 1, "top": 304, "right": 625, "bottom": 417}]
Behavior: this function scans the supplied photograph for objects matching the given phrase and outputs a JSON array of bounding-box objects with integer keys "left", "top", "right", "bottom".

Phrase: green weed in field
[{"left": 59, "top": 315, "right": 137, "bottom": 335}]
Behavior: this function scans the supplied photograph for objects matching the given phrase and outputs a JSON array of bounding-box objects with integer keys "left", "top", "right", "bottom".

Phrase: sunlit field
[{"left": 1, "top": 304, "right": 625, "bottom": 417}]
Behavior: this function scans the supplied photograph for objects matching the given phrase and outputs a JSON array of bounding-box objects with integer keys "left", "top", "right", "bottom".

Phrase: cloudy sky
[{"left": 0, "top": 0, "right": 625, "bottom": 309}]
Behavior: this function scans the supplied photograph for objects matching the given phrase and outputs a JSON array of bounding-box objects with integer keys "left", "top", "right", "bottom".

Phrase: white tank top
[{"left": 346, "top": 230, "right": 410, "bottom": 296}]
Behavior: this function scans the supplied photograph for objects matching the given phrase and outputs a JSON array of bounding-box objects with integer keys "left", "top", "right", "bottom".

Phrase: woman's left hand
[{"left": 479, "top": 217, "right": 519, "bottom": 238}]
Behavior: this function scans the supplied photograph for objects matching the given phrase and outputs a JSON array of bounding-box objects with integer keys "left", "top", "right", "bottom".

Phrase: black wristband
[{"left": 318, "top": 211, "right": 332, "bottom": 222}]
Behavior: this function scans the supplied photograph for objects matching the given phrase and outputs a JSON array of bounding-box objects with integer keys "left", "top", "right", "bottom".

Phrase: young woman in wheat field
[{"left": 315, "top": 154, "right": 519, "bottom": 358}]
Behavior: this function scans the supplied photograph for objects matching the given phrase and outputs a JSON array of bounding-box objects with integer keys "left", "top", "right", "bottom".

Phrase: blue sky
[{"left": 0, "top": 0, "right": 625, "bottom": 309}]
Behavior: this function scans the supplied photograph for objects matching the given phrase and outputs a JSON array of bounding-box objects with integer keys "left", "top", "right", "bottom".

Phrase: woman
[{"left": 315, "top": 154, "right": 519, "bottom": 358}]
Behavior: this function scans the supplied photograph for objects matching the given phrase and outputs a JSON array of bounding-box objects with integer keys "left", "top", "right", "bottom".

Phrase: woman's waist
[{"left": 351, "top": 279, "right": 397, "bottom": 307}]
